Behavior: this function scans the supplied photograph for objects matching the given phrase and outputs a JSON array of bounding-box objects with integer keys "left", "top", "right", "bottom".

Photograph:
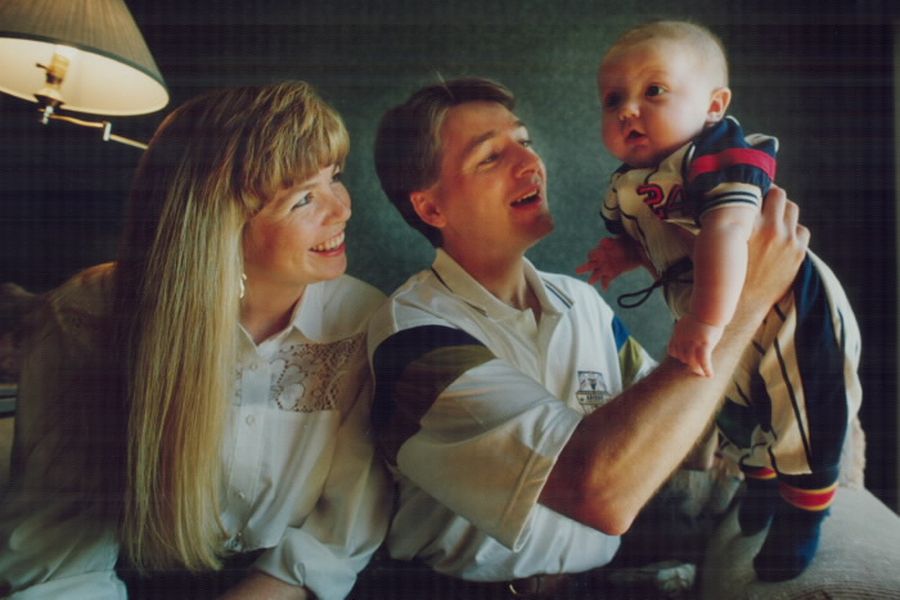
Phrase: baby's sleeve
[
  {"left": 685, "top": 116, "right": 778, "bottom": 222},
  {"left": 601, "top": 169, "right": 628, "bottom": 235}
]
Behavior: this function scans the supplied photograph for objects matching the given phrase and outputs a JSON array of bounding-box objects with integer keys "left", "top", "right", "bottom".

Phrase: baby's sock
[
  {"left": 737, "top": 466, "right": 777, "bottom": 535},
  {"left": 752, "top": 481, "right": 836, "bottom": 581}
]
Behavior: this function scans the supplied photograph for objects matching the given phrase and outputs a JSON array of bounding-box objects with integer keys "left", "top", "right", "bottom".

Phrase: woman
[{"left": 0, "top": 82, "right": 390, "bottom": 599}]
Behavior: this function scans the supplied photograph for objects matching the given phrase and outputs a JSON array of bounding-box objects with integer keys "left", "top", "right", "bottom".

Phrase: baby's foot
[{"left": 753, "top": 502, "right": 827, "bottom": 581}]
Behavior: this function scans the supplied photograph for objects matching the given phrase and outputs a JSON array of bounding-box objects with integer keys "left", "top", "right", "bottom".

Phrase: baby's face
[{"left": 599, "top": 39, "right": 718, "bottom": 167}]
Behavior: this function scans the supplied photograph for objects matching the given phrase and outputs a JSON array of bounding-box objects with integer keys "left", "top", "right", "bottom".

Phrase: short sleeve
[
  {"left": 611, "top": 314, "right": 657, "bottom": 388},
  {"left": 686, "top": 116, "right": 778, "bottom": 221},
  {"left": 371, "top": 326, "right": 582, "bottom": 549}
]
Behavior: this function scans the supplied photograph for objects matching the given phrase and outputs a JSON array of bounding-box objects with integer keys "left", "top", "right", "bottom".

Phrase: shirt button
[{"left": 245, "top": 415, "right": 256, "bottom": 426}]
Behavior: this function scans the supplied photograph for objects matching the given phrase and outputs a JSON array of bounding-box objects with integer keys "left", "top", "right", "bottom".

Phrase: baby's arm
[
  {"left": 577, "top": 235, "right": 654, "bottom": 290},
  {"left": 669, "top": 205, "right": 757, "bottom": 376}
]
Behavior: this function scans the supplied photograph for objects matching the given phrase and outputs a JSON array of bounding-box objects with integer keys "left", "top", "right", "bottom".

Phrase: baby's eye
[
  {"left": 603, "top": 92, "right": 622, "bottom": 110},
  {"left": 645, "top": 85, "right": 666, "bottom": 98}
]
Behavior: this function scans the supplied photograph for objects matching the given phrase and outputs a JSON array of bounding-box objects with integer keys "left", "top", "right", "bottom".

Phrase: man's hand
[
  {"left": 668, "top": 314, "right": 724, "bottom": 377},
  {"left": 734, "top": 185, "right": 809, "bottom": 328},
  {"left": 576, "top": 236, "right": 646, "bottom": 289}
]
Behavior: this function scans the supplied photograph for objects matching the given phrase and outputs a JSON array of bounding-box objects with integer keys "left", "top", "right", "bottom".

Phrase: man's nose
[{"left": 514, "top": 144, "right": 541, "bottom": 178}]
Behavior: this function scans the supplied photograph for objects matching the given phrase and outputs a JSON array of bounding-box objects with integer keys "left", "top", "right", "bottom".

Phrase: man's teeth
[
  {"left": 512, "top": 192, "right": 539, "bottom": 206},
  {"left": 311, "top": 232, "right": 344, "bottom": 252}
]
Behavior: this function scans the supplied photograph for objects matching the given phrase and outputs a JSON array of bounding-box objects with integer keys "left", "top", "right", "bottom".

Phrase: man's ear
[
  {"left": 706, "top": 86, "right": 732, "bottom": 124},
  {"left": 410, "top": 189, "right": 446, "bottom": 229}
]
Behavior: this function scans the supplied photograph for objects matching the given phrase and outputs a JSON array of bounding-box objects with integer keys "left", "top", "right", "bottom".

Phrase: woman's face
[{"left": 242, "top": 164, "right": 351, "bottom": 296}]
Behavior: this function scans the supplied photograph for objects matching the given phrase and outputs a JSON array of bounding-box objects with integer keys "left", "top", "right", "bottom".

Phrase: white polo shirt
[{"left": 368, "top": 249, "right": 655, "bottom": 581}]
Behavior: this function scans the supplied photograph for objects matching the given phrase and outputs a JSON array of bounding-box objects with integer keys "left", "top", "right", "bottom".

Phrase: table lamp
[{"left": 0, "top": 0, "right": 168, "bottom": 149}]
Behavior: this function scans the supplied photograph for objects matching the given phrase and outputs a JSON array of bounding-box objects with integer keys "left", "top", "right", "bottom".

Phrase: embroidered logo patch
[{"left": 576, "top": 370, "right": 610, "bottom": 409}]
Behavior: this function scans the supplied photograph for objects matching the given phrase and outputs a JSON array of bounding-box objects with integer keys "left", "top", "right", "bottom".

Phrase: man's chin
[{"left": 525, "top": 213, "right": 555, "bottom": 246}]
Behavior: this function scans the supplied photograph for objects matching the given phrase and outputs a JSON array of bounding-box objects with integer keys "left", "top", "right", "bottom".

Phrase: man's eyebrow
[{"left": 461, "top": 120, "right": 527, "bottom": 159}]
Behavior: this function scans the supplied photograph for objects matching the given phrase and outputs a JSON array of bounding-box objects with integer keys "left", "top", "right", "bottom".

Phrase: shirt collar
[
  {"left": 431, "top": 248, "right": 569, "bottom": 319},
  {"left": 238, "top": 281, "right": 328, "bottom": 354}
]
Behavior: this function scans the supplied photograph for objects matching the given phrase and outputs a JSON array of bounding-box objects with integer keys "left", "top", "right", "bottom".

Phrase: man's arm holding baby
[{"left": 541, "top": 187, "right": 806, "bottom": 535}]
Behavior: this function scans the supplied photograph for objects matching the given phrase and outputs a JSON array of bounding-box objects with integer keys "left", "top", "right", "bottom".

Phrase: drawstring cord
[{"left": 617, "top": 257, "right": 694, "bottom": 309}]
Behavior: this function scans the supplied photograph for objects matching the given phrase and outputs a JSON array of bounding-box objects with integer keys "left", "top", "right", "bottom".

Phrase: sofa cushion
[{"left": 700, "top": 486, "right": 900, "bottom": 599}]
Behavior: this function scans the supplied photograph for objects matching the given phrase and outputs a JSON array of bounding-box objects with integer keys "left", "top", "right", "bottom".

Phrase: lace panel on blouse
[{"left": 268, "top": 333, "right": 365, "bottom": 413}]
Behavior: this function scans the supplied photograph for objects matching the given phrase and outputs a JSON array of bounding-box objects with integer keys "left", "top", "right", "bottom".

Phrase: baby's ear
[{"left": 706, "top": 87, "right": 732, "bottom": 124}]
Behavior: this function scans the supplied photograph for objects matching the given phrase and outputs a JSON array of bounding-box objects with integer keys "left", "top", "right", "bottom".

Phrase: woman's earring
[{"left": 239, "top": 273, "right": 247, "bottom": 300}]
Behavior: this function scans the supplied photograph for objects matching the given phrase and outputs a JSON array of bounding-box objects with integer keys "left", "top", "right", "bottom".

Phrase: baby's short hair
[{"left": 604, "top": 20, "right": 729, "bottom": 87}]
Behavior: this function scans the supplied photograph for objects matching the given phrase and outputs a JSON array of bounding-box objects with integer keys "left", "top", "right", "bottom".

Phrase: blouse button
[{"left": 245, "top": 414, "right": 256, "bottom": 426}]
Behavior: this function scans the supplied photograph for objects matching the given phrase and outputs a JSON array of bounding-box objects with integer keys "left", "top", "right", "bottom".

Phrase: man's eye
[
  {"left": 480, "top": 153, "right": 500, "bottom": 165},
  {"left": 646, "top": 85, "right": 666, "bottom": 98}
]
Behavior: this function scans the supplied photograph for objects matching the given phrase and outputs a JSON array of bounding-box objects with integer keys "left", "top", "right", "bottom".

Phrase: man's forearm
[{"left": 542, "top": 311, "right": 762, "bottom": 535}]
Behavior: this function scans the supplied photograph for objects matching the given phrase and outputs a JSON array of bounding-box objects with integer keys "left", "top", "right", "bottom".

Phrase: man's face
[{"left": 415, "top": 101, "right": 553, "bottom": 263}]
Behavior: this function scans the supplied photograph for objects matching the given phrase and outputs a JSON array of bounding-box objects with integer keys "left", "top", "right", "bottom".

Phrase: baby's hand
[
  {"left": 576, "top": 237, "right": 644, "bottom": 290},
  {"left": 668, "top": 315, "right": 725, "bottom": 378}
]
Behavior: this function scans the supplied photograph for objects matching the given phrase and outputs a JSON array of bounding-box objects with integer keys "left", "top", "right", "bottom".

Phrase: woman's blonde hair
[{"left": 116, "top": 81, "right": 349, "bottom": 571}]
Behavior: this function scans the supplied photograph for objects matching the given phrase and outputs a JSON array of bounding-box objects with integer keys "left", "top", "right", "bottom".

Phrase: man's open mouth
[{"left": 512, "top": 190, "right": 541, "bottom": 207}]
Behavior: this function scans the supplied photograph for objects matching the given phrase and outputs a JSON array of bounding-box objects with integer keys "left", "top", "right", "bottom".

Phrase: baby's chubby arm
[
  {"left": 669, "top": 204, "right": 757, "bottom": 376},
  {"left": 577, "top": 235, "right": 654, "bottom": 289}
]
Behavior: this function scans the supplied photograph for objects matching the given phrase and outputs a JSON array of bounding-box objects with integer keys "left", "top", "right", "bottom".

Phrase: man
[{"left": 366, "top": 78, "right": 807, "bottom": 598}]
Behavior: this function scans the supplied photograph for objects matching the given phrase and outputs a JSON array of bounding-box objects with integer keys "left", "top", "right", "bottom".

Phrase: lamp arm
[{"left": 42, "top": 112, "right": 149, "bottom": 150}]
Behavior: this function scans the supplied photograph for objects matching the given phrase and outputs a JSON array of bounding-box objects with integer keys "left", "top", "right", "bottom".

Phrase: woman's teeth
[{"left": 311, "top": 231, "right": 344, "bottom": 252}]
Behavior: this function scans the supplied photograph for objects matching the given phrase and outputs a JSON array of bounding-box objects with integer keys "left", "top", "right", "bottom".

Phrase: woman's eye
[
  {"left": 331, "top": 168, "right": 343, "bottom": 183},
  {"left": 646, "top": 85, "right": 666, "bottom": 98},
  {"left": 519, "top": 138, "right": 533, "bottom": 149},
  {"left": 291, "top": 193, "right": 312, "bottom": 210}
]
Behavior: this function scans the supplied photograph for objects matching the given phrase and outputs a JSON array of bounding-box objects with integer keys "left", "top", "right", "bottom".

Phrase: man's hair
[
  {"left": 374, "top": 77, "right": 515, "bottom": 246},
  {"left": 604, "top": 20, "right": 729, "bottom": 88}
]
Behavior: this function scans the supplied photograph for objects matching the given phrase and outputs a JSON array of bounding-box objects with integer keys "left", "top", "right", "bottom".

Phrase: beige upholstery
[{"left": 701, "top": 486, "right": 900, "bottom": 599}]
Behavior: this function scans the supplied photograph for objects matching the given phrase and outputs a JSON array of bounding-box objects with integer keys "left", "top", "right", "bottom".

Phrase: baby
[{"left": 580, "top": 20, "right": 862, "bottom": 581}]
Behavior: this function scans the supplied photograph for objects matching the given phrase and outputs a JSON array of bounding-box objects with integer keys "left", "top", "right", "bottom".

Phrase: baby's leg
[
  {"left": 737, "top": 465, "right": 778, "bottom": 535},
  {"left": 750, "top": 255, "right": 860, "bottom": 580}
]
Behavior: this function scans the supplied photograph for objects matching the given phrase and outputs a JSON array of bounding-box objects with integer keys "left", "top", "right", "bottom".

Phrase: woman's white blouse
[{"left": 0, "top": 266, "right": 391, "bottom": 600}]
